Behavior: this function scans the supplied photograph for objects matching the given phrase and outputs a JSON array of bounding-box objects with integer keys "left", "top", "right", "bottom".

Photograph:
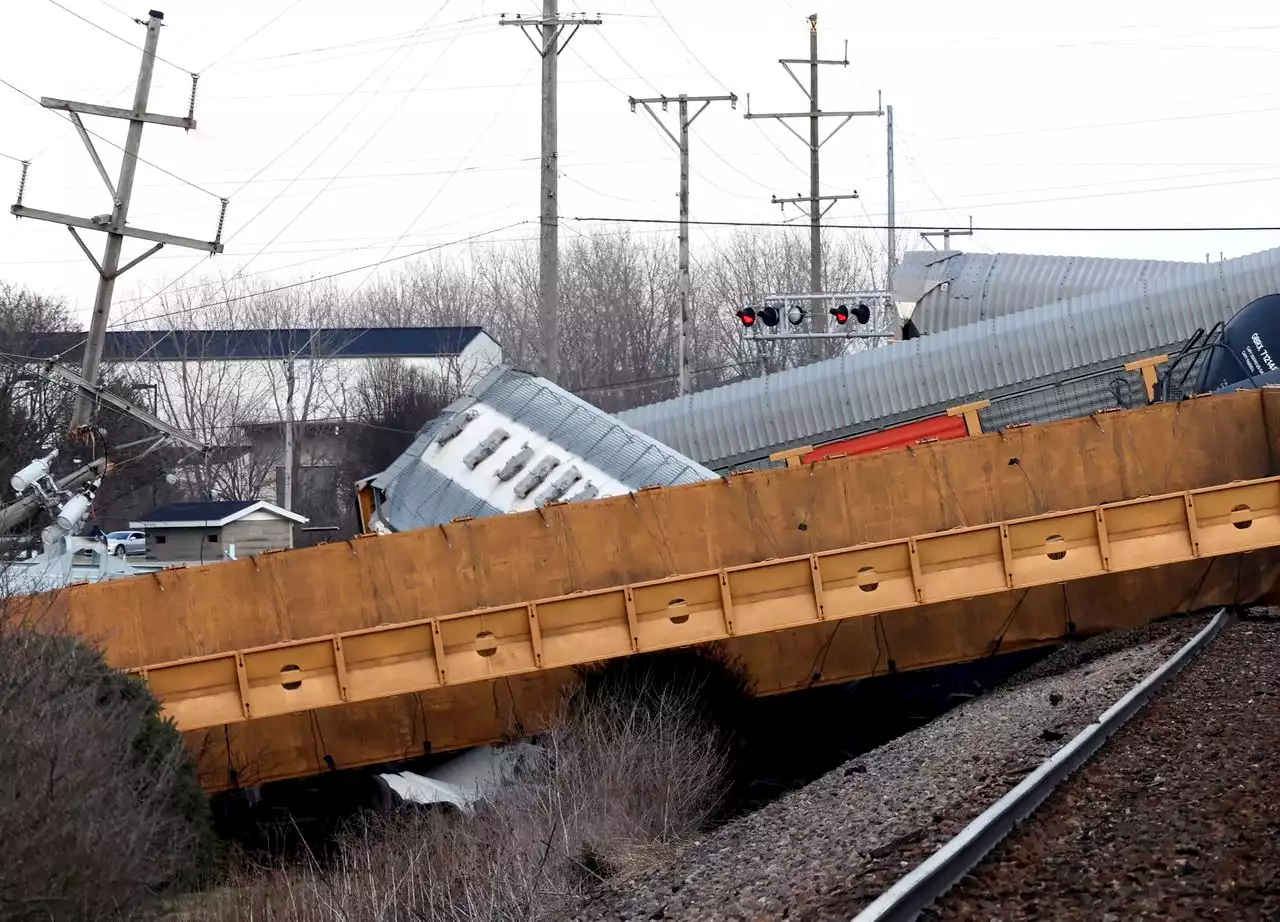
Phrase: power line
[
  {"left": 0, "top": 150, "right": 26, "bottom": 163},
  {"left": 198, "top": 0, "right": 307, "bottom": 72},
  {"left": 94, "top": 2, "right": 458, "bottom": 351},
  {"left": 108, "top": 221, "right": 532, "bottom": 327},
  {"left": 44, "top": 0, "right": 191, "bottom": 72},
  {"left": 567, "top": 215, "right": 1280, "bottom": 233},
  {"left": 0, "top": 74, "right": 220, "bottom": 198},
  {"left": 229, "top": 10, "right": 464, "bottom": 281}
]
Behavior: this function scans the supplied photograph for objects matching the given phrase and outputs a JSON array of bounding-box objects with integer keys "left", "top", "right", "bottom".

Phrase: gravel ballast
[
  {"left": 570, "top": 614, "right": 1211, "bottom": 922},
  {"left": 926, "top": 612, "right": 1280, "bottom": 921}
]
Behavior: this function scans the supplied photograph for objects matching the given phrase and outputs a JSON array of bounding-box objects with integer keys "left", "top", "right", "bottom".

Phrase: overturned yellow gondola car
[{"left": 10, "top": 378, "right": 1278, "bottom": 792}]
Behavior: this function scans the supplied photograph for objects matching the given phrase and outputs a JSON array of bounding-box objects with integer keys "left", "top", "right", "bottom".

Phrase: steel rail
[{"left": 851, "top": 606, "right": 1233, "bottom": 922}]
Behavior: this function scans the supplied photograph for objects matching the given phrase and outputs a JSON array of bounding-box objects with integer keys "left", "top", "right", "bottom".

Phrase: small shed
[{"left": 131, "top": 500, "right": 309, "bottom": 562}]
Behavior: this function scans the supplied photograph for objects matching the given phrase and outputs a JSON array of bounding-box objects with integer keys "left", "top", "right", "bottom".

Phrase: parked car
[{"left": 105, "top": 530, "right": 146, "bottom": 557}]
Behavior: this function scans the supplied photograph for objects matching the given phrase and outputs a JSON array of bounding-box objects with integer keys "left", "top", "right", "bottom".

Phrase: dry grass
[{"left": 180, "top": 647, "right": 749, "bottom": 922}]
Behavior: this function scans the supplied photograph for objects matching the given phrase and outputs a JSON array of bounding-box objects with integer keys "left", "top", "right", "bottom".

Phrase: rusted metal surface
[
  {"left": 15, "top": 387, "right": 1280, "bottom": 791},
  {"left": 137, "top": 476, "right": 1280, "bottom": 735}
]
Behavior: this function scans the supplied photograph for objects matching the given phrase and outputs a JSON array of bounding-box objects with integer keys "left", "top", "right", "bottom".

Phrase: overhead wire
[
  {"left": 101, "top": 222, "right": 532, "bottom": 327},
  {"left": 0, "top": 74, "right": 221, "bottom": 198},
  {"left": 197, "top": 0, "right": 307, "bottom": 73},
  {"left": 353, "top": 59, "right": 538, "bottom": 294},
  {"left": 568, "top": 215, "right": 1280, "bottom": 233},
  {"left": 278, "top": 27, "right": 527, "bottom": 367},
  {"left": 578, "top": 5, "right": 768, "bottom": 200},
  {"left": 644, "top": 0, "right": 808, "bottom": 183},
  {"left": 98, "top": 1, "right": 459, "bottom": 351},
  {"left": 43, "top": 0, "right": 191, "bottom": 72},
  {"left": 227, "top": 8, "right": 465, "bottom": 282}
]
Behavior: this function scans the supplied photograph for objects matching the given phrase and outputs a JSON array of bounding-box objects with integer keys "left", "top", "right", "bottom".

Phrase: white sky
[{"left": 2, "top": 0, "right": 1279, "bottom": 327}]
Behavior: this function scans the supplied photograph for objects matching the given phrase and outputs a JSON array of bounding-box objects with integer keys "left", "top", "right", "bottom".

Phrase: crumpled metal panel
[
  {"left": 893, "top": 250, "right": 1204, "bottom": 335},
  {"left": 371, "top": 366, "right": 716, "bottom": 531},
  {"left": 620, "top": 246, "right": 1280, "bottom": 471}
]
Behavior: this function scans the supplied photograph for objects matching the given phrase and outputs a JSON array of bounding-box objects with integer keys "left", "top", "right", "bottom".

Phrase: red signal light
[
  {"left": 830, "top": 304, "right": 850, "bottom": 324},
  {"left": 736, "top": 307, "right": 757, "bottom": 327}
]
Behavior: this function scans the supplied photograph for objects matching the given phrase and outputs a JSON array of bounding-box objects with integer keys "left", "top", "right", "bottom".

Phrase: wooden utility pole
[
  {"left": 746, "top": 14, "right": 881, "bottom": 335},
  {"left": 628, "top": 92, "right": 737, "bottom": 394},
  {"left": 500, "top": 2, "right": 601, "bottom": 384},
  {"left": 8, "top": 10, "right": 225, "bottom": 433}
]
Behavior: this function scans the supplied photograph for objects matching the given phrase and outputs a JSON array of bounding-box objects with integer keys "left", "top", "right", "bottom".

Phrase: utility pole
[
  {"left": 500, "top": 2, "right": 601, "bottom": 384},
  {"left": 282, "top": 359, "right": 296, "bottom": 513},
  {"left": 886, "top": 104, "right": 896, "bottom": 287},
  {"left": 921, "top": 216, "right": 974, "bottom": 256},
  {"left": 746, "top": 14, "right": 882, "bottom": 336},
  {"left": 10, "top": 10, "right": 225, "bottom": 434},
  {"left": 628, "top": 92, "right": 737, "bottom": 395}
]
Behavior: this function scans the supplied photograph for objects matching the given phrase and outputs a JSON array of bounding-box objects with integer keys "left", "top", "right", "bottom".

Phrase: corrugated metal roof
[
  {"left": 18, "top": 327, "right": 488, "bottom": 362},
  {"left": 893, "top": 250, "right": 1203, "bottom": 335},
  {"left": 371, "top": 365, "right": 716, "bottom": 531},
  {"left": 620, "top": 245, "right": 1280, "bottom": 471}
]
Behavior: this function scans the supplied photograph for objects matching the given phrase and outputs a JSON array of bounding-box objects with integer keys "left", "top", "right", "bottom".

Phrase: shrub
[
  {"left": 0, "top": 623, "right": 215, "bottom": 921},
  {"left": 185, "top": 644, "right": 749, "bottom": 921}
]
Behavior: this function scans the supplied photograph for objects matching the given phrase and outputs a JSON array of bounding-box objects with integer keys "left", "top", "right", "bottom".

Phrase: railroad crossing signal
[
  {"left": 735, "top": 290, "right": 897, "bottom": 342},
  {"left": 831, "top": 302, "right": 871, "bottom": 325}
]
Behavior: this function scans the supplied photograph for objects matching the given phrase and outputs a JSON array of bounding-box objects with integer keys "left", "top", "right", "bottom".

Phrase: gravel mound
[
  {"left": 929, "top": 612, "right": 1280, "bottom": 920},
  {"left": 568, "top": 613, "right": 1212, "bottom": 922}
]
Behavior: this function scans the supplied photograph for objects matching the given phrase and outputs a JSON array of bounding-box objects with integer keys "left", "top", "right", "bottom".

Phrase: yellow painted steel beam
[
  {"left": 135, "top": 475, "right": 1280, "bottom": 735},
  {"left": 946, "top": 399, "right": 991, "bottom": 436}
]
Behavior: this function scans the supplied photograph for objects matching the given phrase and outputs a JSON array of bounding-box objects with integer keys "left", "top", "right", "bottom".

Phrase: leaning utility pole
[
  {"left": 628, "top": 92, "right": 737, "bottom": 395},
  {"left": 745, "top": 14, "right": 882, "bottom": 335},
  {"left": 9, "top": 10, "right": 225, "bottom": 434},
  {"left": 500, "top": 2, "right": 601, "bottom": 384}
]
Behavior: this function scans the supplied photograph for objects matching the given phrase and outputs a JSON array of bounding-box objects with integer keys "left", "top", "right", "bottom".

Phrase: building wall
[
  {"left": 222, "top": 518, "right": 294, "bottom": 556},
  {"left": 146, "top": 527, "right": 223, "bottom": 563},
  {"left": 145, "top": 517, "right": 294, "bottom": 561}
]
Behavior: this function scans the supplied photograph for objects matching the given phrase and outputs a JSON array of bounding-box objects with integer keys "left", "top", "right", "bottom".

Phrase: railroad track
[{"left": 853, "top": 606, "right": 1280, "bottom": 921}]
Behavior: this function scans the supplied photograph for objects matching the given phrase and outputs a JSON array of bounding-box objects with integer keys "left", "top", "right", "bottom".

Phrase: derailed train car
[{"left": 618, "top": 247, "right": 1280, "bottom": 472}]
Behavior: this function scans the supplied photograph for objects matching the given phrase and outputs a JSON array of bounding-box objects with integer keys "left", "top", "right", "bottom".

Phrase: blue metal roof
[
  {"left": 19, "top": 327, "right": 488, "bottom": 362},
  {"left": 137, "top": 500, "right": 255, "bottom": 522}
]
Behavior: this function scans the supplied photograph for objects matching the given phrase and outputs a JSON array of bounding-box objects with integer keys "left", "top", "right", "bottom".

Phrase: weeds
[{"left": 183, "top": 646, "right": 750, "bottom": 922}]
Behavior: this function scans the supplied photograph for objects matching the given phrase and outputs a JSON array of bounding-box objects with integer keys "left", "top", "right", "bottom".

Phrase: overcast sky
[{"left": 2, "top": 0, "right": 1279, "bottom": 327}]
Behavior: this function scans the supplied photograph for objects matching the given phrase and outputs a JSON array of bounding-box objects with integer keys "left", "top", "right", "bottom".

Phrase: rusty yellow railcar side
[{"left": 23, "top": 386, "right": 1280, "bottom": 790}]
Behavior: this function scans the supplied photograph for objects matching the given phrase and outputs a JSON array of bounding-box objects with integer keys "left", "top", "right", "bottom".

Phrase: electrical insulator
[
  {"left": 10, "top": 450, "right": 56, "bottom": 494},
  {"left": 55, "top": 493, "right": 91, "bottom": 532}
]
